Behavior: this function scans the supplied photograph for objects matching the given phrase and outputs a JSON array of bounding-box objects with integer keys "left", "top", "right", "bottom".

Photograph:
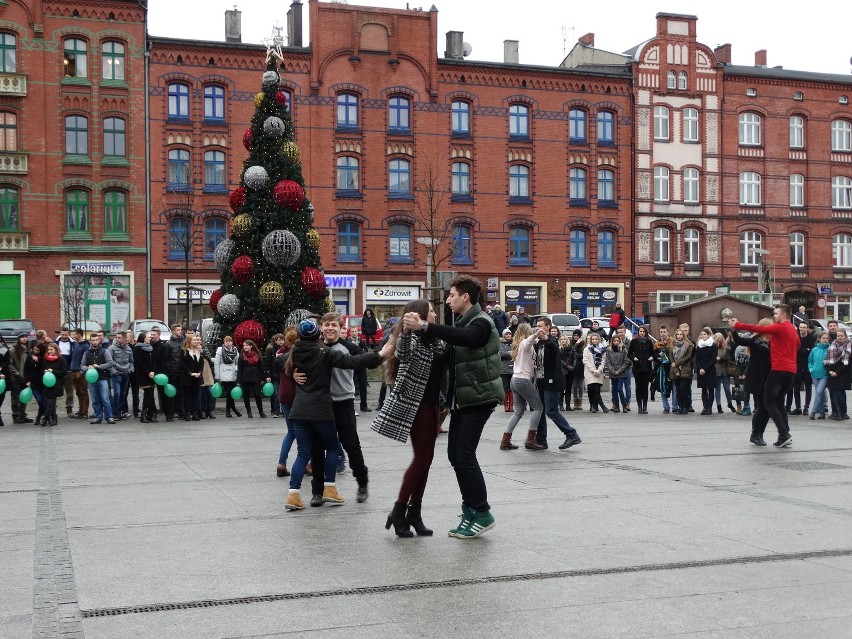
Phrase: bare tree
[
  {"left": 161, "top": 187, "right": 203, "bottom": 327},
  {"left": 61, "top": 274, "right": 87, "bottom": 330}
]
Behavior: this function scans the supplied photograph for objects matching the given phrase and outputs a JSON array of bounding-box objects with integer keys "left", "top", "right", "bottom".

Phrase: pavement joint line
[{"left": 79, "top": 547, "right": 852, "bottom": 618}]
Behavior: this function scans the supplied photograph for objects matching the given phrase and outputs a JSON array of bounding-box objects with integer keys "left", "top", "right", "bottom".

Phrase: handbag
[
  {"left": 201, "top": 358, "right": 215, "bottom": 387},
  {"left": 732, "top": 382, "right": 748, "bottom": 402}
]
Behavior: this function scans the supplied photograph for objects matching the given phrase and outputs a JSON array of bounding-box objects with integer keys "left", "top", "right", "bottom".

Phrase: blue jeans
[
  {"left": 111, "top": 374, "right": 129, "bottom": 416},
  {"left": 88, "top": 379, "right": 112, "bottom": 420},
  {"left": 32, "top": 388, "right": 45, "bottom": 416},
  {"left": 612, "top": 377, "right": 628, "bottom": 408},
  {"left": 278, "top": 404, "right": 296, "bottom": 465},
  {"left": 624, "top": 369, "right": 633, "bottom": 403},
  {"left": 536, "top": 388, "right": 578, "bottom": 443},
  {"left": 715, "top": 375, "right": 731, "bottom": 407},
  {"left": 270, "top": 378, "right": 280, "bottom": 416},
  {"left": 288, "top": 418, "right": 339, "bottom": 490},
  {"left": 812, "top": 377, "right": 828, "bottom": 414}
]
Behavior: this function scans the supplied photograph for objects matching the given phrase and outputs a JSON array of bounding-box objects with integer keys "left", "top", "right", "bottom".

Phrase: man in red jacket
[{"left": 729, "top": 305, "right": 800, "bottom": 448}]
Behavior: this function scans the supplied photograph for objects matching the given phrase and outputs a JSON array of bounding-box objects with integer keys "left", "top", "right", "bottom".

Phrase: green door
[{"left": 0, "top": 274, "right": 21, "bottom": 317}]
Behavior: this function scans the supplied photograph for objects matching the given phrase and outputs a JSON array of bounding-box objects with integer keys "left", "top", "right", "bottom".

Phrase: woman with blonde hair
[
  {"left": 502, "top": 322, "right": 545, "bottom": 450},
  {"left": 583, "top": 332, "right": 609, "bottom": 413},
  {"left": 670, "top": 328, "right": 695, "bottom": 415},
  {"left": 180, "top": 334, "right": 204, "bottom": 421}
]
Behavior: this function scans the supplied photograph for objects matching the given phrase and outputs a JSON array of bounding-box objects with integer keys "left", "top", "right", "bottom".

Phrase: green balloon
[
  {"left": 164, "top": 383, "right": 177, "bottom": 398},
  {"left": 230, "top": 386, "right": 243, "bottom": 400},
  {"left": 262, "top": 382, "right": 274, "bottom": 397},
  {"left": 211, "top": 382, "right": 223, "bottom": 398},
  {"left": 0, "top": 378, "right": 6, "bottom": 394},
  {"left": 43, "top": 371, "right": 57, "bottom": 388},
  {"left": 154, "top": 373, "right": 169, "bottom": 386},
  {"left": 85, "top": 368, "right": 99, "bottom": 383},
  {"left": 19, "top": 386, "right": 33, "bottom": 403}
]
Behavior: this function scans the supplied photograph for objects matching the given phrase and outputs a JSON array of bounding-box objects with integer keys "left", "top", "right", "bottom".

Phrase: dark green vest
[{"left": 453, "top": 304, "right": 504, "bottom": 409}]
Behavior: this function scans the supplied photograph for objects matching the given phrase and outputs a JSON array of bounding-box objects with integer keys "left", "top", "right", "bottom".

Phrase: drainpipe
[{"left": 142, "top": 1, "right": 152, "bottom": 317}]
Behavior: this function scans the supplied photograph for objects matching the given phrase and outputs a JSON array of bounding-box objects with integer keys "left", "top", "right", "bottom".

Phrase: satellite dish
[{"left": 462, "top": 42, "right": 472, "bottom": 57}]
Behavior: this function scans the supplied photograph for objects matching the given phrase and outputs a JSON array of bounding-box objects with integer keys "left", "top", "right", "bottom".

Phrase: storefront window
[{"left": 63, "top": 272, "right": 131, "bottom": 334}]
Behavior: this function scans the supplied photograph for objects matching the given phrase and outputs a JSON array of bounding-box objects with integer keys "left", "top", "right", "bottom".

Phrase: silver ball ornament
[
  {"left": 244, "top": 165, "right": 269, "bottom": 190},
  {"left": 213, "top": 239, "right": 235, "bottom": 272},
  {"left": 204, "top": 322, "right": 224, "bottom": 352},
  {"left": 263, "top": 116, "right": 285, "bottom": 139},
  {"left": 286, "top": 308, "right": 311, "bottom": 328},
  {"left": 217, "top": 294, "right": 241, "bottom": 319},
  {"left": 262, "top": 230, "right": 301, "bottom": 267},
  {"left": 262, "top": 70, "right": 280, "bottom": 86}
]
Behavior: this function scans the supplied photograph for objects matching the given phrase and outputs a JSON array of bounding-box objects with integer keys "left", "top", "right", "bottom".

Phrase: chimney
[
  {"left": 714, "top": 43, "right": 731, "bottom": 65},
  {"left": 578, "top": 32, "right": 595, "bottom": 47},
  {"left": 755, "top": 49, "right": 767, "bottom": 67},
  {"left": 504, "top": 39, "right": 519, "bottom": 64},
  {"left": 287, "top": 0, "right": 303, "bottom": 48},
  {"left": 225, "top": 7, "right": 241, "bottom": 44},
  {"left": 445, "top": 31, "right": 464, "bottom": 60}
]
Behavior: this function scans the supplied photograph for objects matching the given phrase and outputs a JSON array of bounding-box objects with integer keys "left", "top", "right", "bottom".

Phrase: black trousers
[
  {"left": 312, "top": 398, "right": 368, "bottom": 495},
  {"left": 761, "top": 371, "right": 794, "bottom": 438},
  {"left": 354, "top": 368, "right": 369, "bottom": 408},
  {"left": 634, "top": 371, "right": 652, "bottom": 407},
  {"left": 786, "top": 368, "right": 812, "bottom": 411},
  {"left": 446, "top": 404, "right": 494, "bottom": 512}
]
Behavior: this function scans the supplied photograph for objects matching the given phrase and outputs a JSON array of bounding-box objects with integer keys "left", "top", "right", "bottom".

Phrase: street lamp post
[
  {"left": 416, "top": 236, "right": 441, "bottom": 320},
  {"left": 751, "top": 248, "right": 770, "bottom": 306}
]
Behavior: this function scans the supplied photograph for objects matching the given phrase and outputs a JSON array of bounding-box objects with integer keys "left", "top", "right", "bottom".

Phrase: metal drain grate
[
  {"left": 0, "top": 488, "right": 40, "bottom": 494},
  {"left": 771, "top": 461, "right": 848, "bottom": 471},
  {"left": 80, "top": 547, "right": 852, "bottom": 618}
]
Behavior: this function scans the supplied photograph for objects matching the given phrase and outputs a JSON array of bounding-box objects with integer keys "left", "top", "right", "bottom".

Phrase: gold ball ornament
[
  {"left": 323, "top": 297, "right": 335, "bottom": 313},
  {"left": 282, "top": 141, "right": 301, "bottom": 164},
  {"left": 254, "top": 92, "right": 264, "bottom": 108},
  {"left": 231, "top": 213, "right": 253, "bottom": 237},
  {"left": 259, "top": 281, "right": 285, "bottom": 308},
  {"left": 306, "top": 229, "right": 321, "bottom": 250}
]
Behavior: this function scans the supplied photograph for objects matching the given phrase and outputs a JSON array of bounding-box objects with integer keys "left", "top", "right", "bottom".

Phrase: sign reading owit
[{"left": 365, "top": 284, "right": 421, "bottom": 303}]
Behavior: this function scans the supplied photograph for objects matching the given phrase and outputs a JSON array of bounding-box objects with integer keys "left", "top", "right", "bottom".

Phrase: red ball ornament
[
  {"left": 233, "top": 319, "right": 265, "bottom": 350},
  {"left": 274, "top": 91, "right": 289, "bottom": 107},
  {"left": 301, "top": 266, "right": 327, "bottom": 298},
  {"left": 272, "top": 179, "right": 305, "bottom": 211},
  {"left": 228, "top": 186, "right": 247, "bottom": 212},
  {"left": 231, "top": 255, "right": 255, "bottom": 284},
  {"left": 242, "top": 128, "right": 253, "bottom": 151},
  {"left": 209, "top": 288, "right": 224, "bottom": 312}
]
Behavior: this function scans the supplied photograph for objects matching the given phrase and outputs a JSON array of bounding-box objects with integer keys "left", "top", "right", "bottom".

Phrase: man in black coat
[
  {"left": 786, "top": 321, "right": 816, "bottom": 415},
  {"left": 149, "top": 327, "right": 172, "bottom": 421},
  {"left": 532, "top": 317, "right": 581, "bottom": 450}
]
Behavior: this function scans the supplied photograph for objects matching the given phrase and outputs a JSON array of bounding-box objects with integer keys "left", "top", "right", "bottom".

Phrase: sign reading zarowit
[{"left": 364, "top": 283, "right": 421, "bottom": 303}]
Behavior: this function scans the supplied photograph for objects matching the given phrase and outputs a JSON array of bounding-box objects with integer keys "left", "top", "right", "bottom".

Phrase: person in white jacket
[
  {"left": 583, "top": 332, "right": 610, "bottom": 413},
  {"left": 501, "top": 323, "right": 545, "bottom": 451},
  {"left": 214, "top": 335, "right": 241, "bottom": 418}
]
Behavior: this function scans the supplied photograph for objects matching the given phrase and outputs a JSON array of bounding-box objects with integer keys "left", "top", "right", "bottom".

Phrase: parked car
[
  {"left": 64, "top": 320, "right": 103, "bottom": 339},
  {"left": 809, "top": 319, "right": 851, "bottom": 334},
  {"left": 0, "top": 319, "right": 37, "bottom": 346},
  {"left": 127, "top": 318, "right": 170, "bottom": 336},
  {"left": 343, "top": 314, "right": 383, "bottom": 344},
  {"left": 529, "top": 313, "right": 580, "bottom": 337},
  {"left": 579, "top": 317, "right": 610, "bottom": 343}
]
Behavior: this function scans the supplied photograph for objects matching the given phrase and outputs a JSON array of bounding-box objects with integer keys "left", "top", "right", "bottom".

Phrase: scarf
[
  {"left": 697, "top": 336, "right": 714, "bottom": 348},
  {"left": 241, "top": 349, "right": 259, "bottom": 366},
  {"left": 45, "top": 352, "right": 59, "bottom": 362},
  {"left": 589, "top": 343, "right": 606, "bottom": 368},
  {"left": 220, "top": 346, "right": 237, "bottom": 365}
]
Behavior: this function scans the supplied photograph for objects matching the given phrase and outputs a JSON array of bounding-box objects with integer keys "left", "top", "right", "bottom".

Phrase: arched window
[
  {"left": 667, "top": 70, "right": 676, "bottom": 90},
  {"left": 204, "top": 219, "right": 227, "bottom": 259},
  {"left": 0, "top": 112, "right": 16, "bottom": 151},
  {"left": 509, "top": 227, "right": 531, "bottom": 264},
  {"left": 103, "top": 117, "right": 126, "bottom": 158},
  {"left": 790, "top": 232, "right": 805, "bottom": 268},
  {"left": 509, "top": 164, "right": 530, "bottom": 199},
  {"left": 167, "top": 149, "right": 190, "bottom": 189},
  {"left": 336, "top": 156, "right": 360, "bottom": 193},
  {"left": 598, "top": 169, "right": 615, "bottom": 204},
  {"left": 451, "top": 100, "right": 471, "bottom": 136},
  {"left": 684, "top": 228, "right": 700, "bottom": 265},
  {"left": 101, "top": 41, "right": 124, "bottom": 80},
  {"left": 63, "top": 38, "right": 87, "bottom": 78},
  {"left": 509, "top": 104, "right": 529, "bottom": 138},
  {"left": 336, "top": 92, "right": 359, "bottom": 128},
  {"left": 833, "top": 234, "right": 852, "bottom": 268},
  {"left": 168, "top": 217, "right": 191, "bottom": 259},
  {"left": 597, "top": 230, "right": 615, "bottom": 266},
  {"left": 789, "top": 115, "right": 804, "bottom": 148},
  {"left": 832, "top": 176, "right": 852, "bottom": 209},
  {"left": 653, "top": 166, "right": 670, "bottom": 201},
  {"left": 64, "top": 115, "right": 88, "bottom": 156},
  {"left": 569, "top": 229, "right": 587, "bottom": 266},
  {"left": 569, "top": 167, "right": 587, "bottom": 203},
  {"left": 739, "top": 172, "right": 762, "bottom": 206},
  {"left": 389, "top": 223, "right": 412, "bottom": 262},
  {"left": 65, "top": 189, "right": 89, "bottom": 234},
  {"left": 739, "top": 112, "right": 761, "bottom": 146},
  {"left": 204, "top": 150, "right": 226, "bottom": 190},
  {"left": 653, "top": 228, "right": 670, "bottom": 264},
  {"left": 0, "top": 187, "right": 18, "bottom": 230},
  {"left": 569, "top": 108, "right": 587, "bottom": 143},
  {"left": 337, "top": 222, "right": 361, "bottom": 262},
  {"left": 790, "top": 174, "right": 804, "bottom": 208},
  {"left": 683, "top": 168, "right": 699, "bottom": 203},
  {"left": 388, "top": 96, "right": 410, "bottom": 131},
  {"left": 683, "top": 108, "right": 699, "bottom": 142},
  {"left": 597, "top": 111, "right": 614, "bottom": 145},
  {"left": 168, "top": 83, "right": 190, "bottom": 119},
  {"left": 388, "top": 159, "right": 411, "bottom": 196},
  {"left": 451, "top": 161, "right": 470, "bottom": 197},
  {"left": 653, "top": 106, "right": 669, "bottom": 140},
  {"left": 678, "top": 71, "right": 688, "bottom": 90},
  {"left": 452, "top": 224, "right": 472, "bottom": 264},
  {"left": 0, "top": 33, "right": 16, "bottom": 73},
  {"left": 832, "top": 120, "right": 852, "bottom": 152},
  {"left": 103, "top": 191, "right": 126, "bottom": 235},
  {"left": 204, "top": 85, "right": 225, "bottom": 121},
  {"left": 739, "top": 231, "right": 763, "bottom": 265}
]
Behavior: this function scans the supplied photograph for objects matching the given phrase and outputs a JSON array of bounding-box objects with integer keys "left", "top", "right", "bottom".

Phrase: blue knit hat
[{"left": 297, "top": 318, "right": 320, "bottom": 340}]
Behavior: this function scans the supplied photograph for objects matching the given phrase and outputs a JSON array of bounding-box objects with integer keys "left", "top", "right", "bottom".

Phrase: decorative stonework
[
  {"left": 637, "top": 108, "right": 650, "bottom": 150},
  {"left": 706, "top": 112, "right": 719, "bottom": 154},
  {"left": 638, "top": 232, "right": 651, "bottom": 262},
  {"left": 706, "top": 233, "right": 719, "bottom": 263},
  {"left": 638, "top": 172, "right": 651, "bottom": 200},
  {"left": 706, "top": 175, "right": 719, "bottom": 202}
]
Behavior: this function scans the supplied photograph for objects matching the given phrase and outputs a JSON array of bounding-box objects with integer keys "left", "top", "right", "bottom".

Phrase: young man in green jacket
[{"left": 403, "top": 275, "right": 503, "bottom": 538}]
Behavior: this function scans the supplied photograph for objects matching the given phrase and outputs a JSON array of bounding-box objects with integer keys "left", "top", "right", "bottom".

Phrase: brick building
[{"left": 0, "top": 0, "right": 147, "bottom": 332}]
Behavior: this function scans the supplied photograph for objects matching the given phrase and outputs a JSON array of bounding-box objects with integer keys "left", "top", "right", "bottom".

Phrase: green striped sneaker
[
  {"left": 448, "top": 504, "right": 473, "bottom": 536},
  {"left": 449, "top": 509, "right": 495, "bottom": 539}
]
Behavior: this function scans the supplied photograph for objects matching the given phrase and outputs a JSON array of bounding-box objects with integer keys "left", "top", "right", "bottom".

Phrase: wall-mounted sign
[
  {"left": 167, "top": 283, "right": 220, "bottom": 302},
  {"left": 365, "top": 284, "right": 421, "bottom": 303},
  {"left": 487, "top": 278, "right": 498, "bottom": 290},
  {"left": 602, "top": 290, "right": 616, "bottom": 300},
  {"left": 325, "top": 274, "right": 357, "bottom": 289},
  {"left": 70, "top": 260, "right": 124, "bottom": 274}
]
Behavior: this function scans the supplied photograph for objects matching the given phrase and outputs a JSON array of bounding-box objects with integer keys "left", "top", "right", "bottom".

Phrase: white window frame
[
  {"left": 683, "top": 168, "right": 699, "bottom": 204},
  {"left": 832, "top": 176, "right": 852, "bottom": 209},
  {"left": 831, "top": 120, "right": 852, "bottom": 152},
  {"left": 834, "top": 234, "right": 852, "bottom": 268},
  {"left": 683, "top": 108, "right": 699, "bottom": 142},
  {"left": 790, "top": 232, "right": 805, "bottom": 268},
  {"left": 789, "top": 116, "right": 804, "bottom": 148},
  {"left": 653, "top": 106, "right": 670, "bottom": 141},
  {"left": 684, "top": 228, "right": 700, "bottom": 265},
  {"left": 667, "top": 71, "right": 676, "bottom": 89},
  {"left": 678, "top": 71, "right": 687, "bottom": 90},
  {"left": 739, "top": 112, "right": 761, "bottom": 146},
  {"left": 653, "top": 227, "right": 670, "bottom": 264},
  {"left": 739, "top": 231, "right": 763, "bottom": 266},
  {"left": 739, "top": 171, "right": 762, "bottom": 206},
  {"left": 790, "top": 173, "right": 804, "bottom": 208},
  {"left": 653, "top": 166, "right": 670, "bottom": 202}
]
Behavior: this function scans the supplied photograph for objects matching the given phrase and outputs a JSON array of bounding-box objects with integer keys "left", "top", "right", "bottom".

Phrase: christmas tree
[{"left": 207, "top": 53, "right": 329, "bottom": 350}]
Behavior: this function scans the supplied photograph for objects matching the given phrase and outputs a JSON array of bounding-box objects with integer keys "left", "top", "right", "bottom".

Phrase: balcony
[
  {"left": 0, "top": 73, "right": 26, "bottom": 96},
  {"left": 0, "top": 232, "right": 28, "bottom": 251},
  {"left": 0, "top": 152, "right": 26, "bottom": 174}
]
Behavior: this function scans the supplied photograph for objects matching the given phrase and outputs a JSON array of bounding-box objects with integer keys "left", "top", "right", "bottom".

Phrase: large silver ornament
[
  {"left": 262, "top": 71, "right": 280, "bottom": 86},
  {"left": 213, "top": 239, "right": 235, "bottom": 272},
  {"left": 217, "top": 293, "right": 241, "bottom": 319},
  {"left": 204, "top": 322, "right": 224, "bottom": 352},
  {"left": 262, "top": 230, "right": 301, "bottom": 267},
  {"left": 244, "top": 165, "right": 269, "bottom": 190},
  {"left": 286, "top": 308, "right": 312, "bottom": 328},
  {"left": 263, "top": 116, "right": 285, "bottom": 139}
]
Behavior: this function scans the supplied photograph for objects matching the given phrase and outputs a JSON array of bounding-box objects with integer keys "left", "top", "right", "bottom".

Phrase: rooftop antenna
[{"left": 562, "top": 25, "right": 575, "bottom": 57}]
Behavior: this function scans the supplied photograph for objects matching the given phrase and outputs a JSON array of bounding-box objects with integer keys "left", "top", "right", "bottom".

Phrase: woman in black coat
[
  {"left": 24, "top": 342, "right": 46, "bottom": 425},
  {"left": 731, "top": 320, "right": 771, "bottom": 444},
  {"left": 627, "top": 326, "right": 655, "bottom": 414},
  {"left": 180, "top": 334, "right": 204, "bottom": 421},
  {"left": 134, "top": 331, "right": 158, "bottom": 423},
  {"left": 41, "top": 342, "right": 68, "bottom": 426},
  {"left": 694, "top": 327, "right": 718, "bottom": 415},
  {"left": 236, "top": 339, "right": 266, "bottom": 418}
]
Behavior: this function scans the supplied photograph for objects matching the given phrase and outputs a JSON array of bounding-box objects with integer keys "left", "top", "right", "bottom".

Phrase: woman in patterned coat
[{"left": 372, "top": 299, "right": 447, "bottom": 538}]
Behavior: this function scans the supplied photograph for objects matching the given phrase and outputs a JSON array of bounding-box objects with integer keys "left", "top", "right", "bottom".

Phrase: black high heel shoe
[
  {"left": 385, "top": 502, "right": 413, "bottom": 538},
  {"left": 405, "top": 503, "right": 433, "bottom": 536}
]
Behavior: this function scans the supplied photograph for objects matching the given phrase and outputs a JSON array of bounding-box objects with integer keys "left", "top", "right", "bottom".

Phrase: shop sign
[
  {"left": 505, "top": 287, "right": 540, "bottom": 303},
  {"left": 602, "top": 290, "right": 616, "bottom": 300},
  {"left": 167, "top": 283, "right": 219, "bottom": 302},
  {"left": 70, "top": 260, "right": 124, "bottom": 274},
  {"left": 365, "top": 284, "right": 421, "bottom": 303},
  {"left": 325, "top": 274, "right": 357, "bottom": 289},
  {"left": 570, "top": 291, "right": 583, "bottom": 300},
  {"left": 505, "top": 289, "right": 520, "bottom": 300},
  {"left": 818, "top": 284, "right": 832, "bottom": 295},
  {"left": 486, "top": 278, "right": 499, "bottom": 290}
]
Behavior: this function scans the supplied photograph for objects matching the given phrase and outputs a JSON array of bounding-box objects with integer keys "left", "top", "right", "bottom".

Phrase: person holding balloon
[
  {"left": 213, "top": 335, "right": 241, "bottom": 418},
  {"left": 0, "top": 338, "right": 11, "bottom": 426},
  {"left": 180, "top": 334, "right": 205, "bottom": 421},
  {"left": 40, "top": 343, "right": 67, "bottom": 427},
  {"left": 133, "top": 331, "right": 158, "bottom": 423},
  {"left": 24, "top": 342, "right": 47, "bottom": 425},
  {"left": 236, "top": 339, "right": 267, "bottom": 418},
  {"left": 83, "top": 333, "right": 116, "bottom": 424}
]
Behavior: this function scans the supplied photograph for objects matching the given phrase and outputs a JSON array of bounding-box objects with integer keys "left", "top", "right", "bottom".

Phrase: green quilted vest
[{"left": 453, "top": 304, "right": 504, "bottom": 409}]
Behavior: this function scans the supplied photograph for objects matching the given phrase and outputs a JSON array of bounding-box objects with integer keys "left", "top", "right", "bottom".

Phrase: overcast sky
[{"left": 148, "top": 0, "right": 852, "bottom": 76}]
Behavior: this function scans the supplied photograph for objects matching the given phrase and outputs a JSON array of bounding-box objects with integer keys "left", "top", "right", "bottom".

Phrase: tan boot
[
  {"left": 623, "top": 403, "right": 632, "bottom": 412},
  {"left": 304, "top": 462, "right": 312, "bottom": 476},
  {"left": 574, "top": 398, "right": 582, "bottom": 411},
  {"left": 276, "top": 464, "right": 290, "bottom": 477},
  {"left": 524, "top": 429, "right": 545, "bottom": 450},
  {"left": 500, "top": 432, "right": 518, "bottom": 450},
  {"left": 322, "top": 484, "right": 345, "bottom": 505},
  {"left": 285, "top": 491, "right": 304, "bottom": 510}
]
